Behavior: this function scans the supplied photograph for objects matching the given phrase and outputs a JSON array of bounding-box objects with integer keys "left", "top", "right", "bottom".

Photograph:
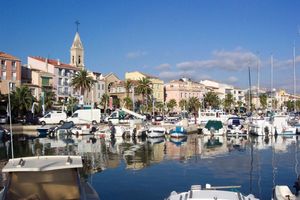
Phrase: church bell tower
[{"left": 70, "top": 21, "right": 84, "bottom": 68}]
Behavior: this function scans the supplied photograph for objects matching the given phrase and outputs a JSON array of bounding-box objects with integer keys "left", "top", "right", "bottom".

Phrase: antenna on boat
[
  {"left": 270, "top": 54, "right": 274, "bottom": 110},
  {"left": 8, "top": 82, "right": 14, "bottom": 159}
]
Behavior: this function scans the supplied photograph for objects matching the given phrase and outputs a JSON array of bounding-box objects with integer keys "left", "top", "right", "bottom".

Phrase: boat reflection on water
[{"left": 1, "top": 133, "right": 300, "bottom": 199}]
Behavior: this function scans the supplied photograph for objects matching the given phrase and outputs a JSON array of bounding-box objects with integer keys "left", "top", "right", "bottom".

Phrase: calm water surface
[{"left": 1, "top": 133, "right": 299, "bottom": 200}]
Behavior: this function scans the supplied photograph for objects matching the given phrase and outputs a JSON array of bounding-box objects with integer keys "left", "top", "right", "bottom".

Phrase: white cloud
[
  {"left": 227, "top": 76, "right": 238, "bottom": 83},
  {"left": 126, "top": 51, "right": 148, "bottom": 59},
  {"left": 176, "top": 49, "right": 258, "bottom": 71},
  {"left": 272, "top": 55, "right": 300, "bottom": 69},
  {"left": 155, "top": 63, "right": 171, "bottom": 70}
]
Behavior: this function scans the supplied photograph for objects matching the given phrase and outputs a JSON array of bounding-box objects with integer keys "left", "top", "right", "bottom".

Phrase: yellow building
[{"left": 125, "top": 71, "right": 164, "bottom": 103}]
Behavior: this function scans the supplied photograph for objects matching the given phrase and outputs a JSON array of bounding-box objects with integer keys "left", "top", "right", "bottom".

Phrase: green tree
[
  {"left": 66, "top": 96, "right": 78, "bottom": 115},
  {"left": 113, "top": 97, "right": 120, "bottom": 109},
  {"left": 123, "top": 96, "right": 133, "bottom": 109},
  {"left": 0, "top": 92, "right": 7, "bottom": 111},
  {"left": 11, "top": 86, "right": 35, "bottom": 117},
  {"left": 155, "top": 101, "right": 164, "bottom": 114},
  {"left": 100, "top": 93, "right": 110, "bottom": 113},
  {"left": 188, "top": 97, "right": 201, "bottom": 124},
  {"left": 179, "top": 99, "right": 188, "bottom": 111},
  {"left": 203, "top": 92, "right": 220, "bottom": 109},
  {"left": 71, "top": 69, "right": 95, "bottom": 97},
  {"left": 223, "top": 93, "right": 235, "bottom": 112},
  {"left": 284, "top": 100, "right": 294, "bottom": 112},
  {"left": 296, "top": 100, "right": 300, "bottom": 111},
  {"left": 136, "top": 77, "right": 152, "bottom": 106},
  {"left": 259, "top": 93, "right": 267, "bottom": 109},
  {"left": 43, "top": 90, "right": 56, "bottom": 111},
  {"left": 166, "top": 99, "right": 177, "bottom": 112},
  {"left": 124, "top": 79, "right": 133, "bottom": 98}
]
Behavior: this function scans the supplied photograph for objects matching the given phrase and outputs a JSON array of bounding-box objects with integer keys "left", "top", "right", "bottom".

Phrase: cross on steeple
[{"left": 75, "top": 20, "right": 80, "bottom": 32}]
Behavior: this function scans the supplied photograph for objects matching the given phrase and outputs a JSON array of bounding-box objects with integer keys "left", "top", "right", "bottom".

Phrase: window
[
  {"left": 72, "top": 56, "right": 74, "bottom": 64},
  {"left": 78, "top": 56, "right": 81, "bottom": 64},
  {"left": 58, "top": 78, "right": 62, "bottom": 86},
  {"left": 1, "top": 71, "right": 6, "bottom": 80},
  {"left": 98, "top": 84, "right": 100, "bottom": 90},
  {"left": 12, "top": 61, "right": 16, "bottom": 70},
  {"left": 102, "top": 84, "right": 104, "bottom": 90},
  {"left": 1, "top": 60, "right": 6, "bottom": 70},
  {"left": 12, "top": 72, "right": 16, "bottom": 81}
]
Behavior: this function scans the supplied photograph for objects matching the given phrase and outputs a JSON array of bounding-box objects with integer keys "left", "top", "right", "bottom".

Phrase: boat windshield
[{"left": 6, "top": 168, "right": 81, "bottom": 200}]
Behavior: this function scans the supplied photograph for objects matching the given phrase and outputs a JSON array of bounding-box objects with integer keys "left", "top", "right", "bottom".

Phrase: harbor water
[{"left": 0, "top": 133, "right": 299, "bottom": 200}]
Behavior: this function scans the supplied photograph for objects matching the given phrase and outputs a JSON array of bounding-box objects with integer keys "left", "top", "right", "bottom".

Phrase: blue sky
[{"left": 1, "top": 0, "right": 300, "bottom": 93}]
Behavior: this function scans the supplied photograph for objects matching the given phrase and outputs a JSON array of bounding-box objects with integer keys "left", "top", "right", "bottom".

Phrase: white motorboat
[
  {"left": 202, "top": 120, "right": 225, "bottom": 136},
  {"left": 71, "top": 124, "right": 97, "bottom": 135},
  {"left": 272, "top": 185, "right": 296, "bottom": 200},
  {"left": 197, "top": 110, "right": 236, "bottom": 125},
  {"left": 0, "top": 155, "right": 99, "bottom": 200},
  {"left": 147, "top": 126, "right": 166, "bottom": 138},
  {"left": 226, "top": 117, "right": 247, "bottom": 136},
  {"left": 165, "top": 184, "right": 259, "bottom": 200}
]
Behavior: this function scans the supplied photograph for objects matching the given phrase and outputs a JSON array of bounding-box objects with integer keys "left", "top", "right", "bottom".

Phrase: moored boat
[
  {"left": 202, "top": 120, "right": 225, "bottom": 136},
  {"left": 165, "top": 184, "right": 259, "bottom": 200},
  {"left": 0, "top": 155, "right": 99, "bottom": 200},
  {"left": 272, "top": 185, "right": 296, "bottom": 200},
  {"left": 147, "top": 126, "right": 166, "bottom": 138},
  {"left": 169, "top": 126, "right": 187, "bottom": 138}
]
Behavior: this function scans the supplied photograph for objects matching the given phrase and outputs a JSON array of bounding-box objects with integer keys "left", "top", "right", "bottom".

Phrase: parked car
[
  {"left": 0, "top": 110, "right": 8, "bottom": 124},
  {"left": 0, "top": 115, "right": 7, "bottom": 124},
  {"left": 39, "top": 111, "right": 67, "bottom": 125}
]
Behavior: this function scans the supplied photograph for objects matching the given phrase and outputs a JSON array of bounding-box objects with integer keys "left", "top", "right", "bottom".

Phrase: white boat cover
[{"left": 2, "top": 155, "right": 82, "bottom": 172}]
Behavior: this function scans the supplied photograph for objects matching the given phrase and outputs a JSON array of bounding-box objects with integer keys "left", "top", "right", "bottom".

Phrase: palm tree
[
  {"left": 124, "top": 79, "right": 133, "bottom": 98},
  {"left": 113, "top": 97, "right": 120, "bottom": 109},
  {"left": 259, "top": 93, "right": 268, "bottom": 109},
  {"left": 203, "top": 91, "right": 220, "bottom": 109},
  {"left": 223, "top": 93, "right": 235, "bottom": 112},
  {"left": 66, "top": 96, "right": 78, "bottom": 115},
  {"left": 123, "top": 96, "right": 132, "bottom": 109},
  {"left": 71, "top": 69, "right": 95, "bottom": 103},
  {"left": 179, "top": 99, "right": 188, "bottom": 111},
  {"left": 155, "top": 101, "right": 164, "bottom": 114},
  {"left": 136, "top": 77, "right": 152, "bottom": 106},
  {"left": 11, "top": 86, "right": 34, "bottom": 117},
  {"left": 100, "top": 93, "right": 110, "bottom": 113},
  {"left": 167, "top": 99, "right": 177, "bottom": 113},
  {"left": 43, "top": 90, "right": 56, "bottom": 111},
  {"left": 188, "top": 97, "right": 201, "bottom": 124}
]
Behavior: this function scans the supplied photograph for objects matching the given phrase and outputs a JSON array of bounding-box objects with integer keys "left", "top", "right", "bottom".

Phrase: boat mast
[
  {"left": 248, "top": 65, "right": 252, "bottom": 112},
  {"left": 271, "top": 55, "right": 274, "bottom": 110},
  {"left": 257, "top": 53, "right": 260, "bottom": 109},
  {"left": 293, "top": 41, "right": 296, "bottom": 112}
]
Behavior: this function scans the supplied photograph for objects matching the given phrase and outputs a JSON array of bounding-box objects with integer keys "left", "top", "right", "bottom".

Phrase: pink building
[
  {"left": 0, "top": 52, "right": 22, "bottom": 94},
  {"left": 165, "top": 78, "right": 206, "bottom": 111}
]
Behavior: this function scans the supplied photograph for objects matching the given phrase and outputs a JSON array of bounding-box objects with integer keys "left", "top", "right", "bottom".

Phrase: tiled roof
[
  {"left": 0, "top": 52, "right": 20, "bottom": 61},
  {"left": 29, "top": 56, "right": 80, "bottom": 70}
]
